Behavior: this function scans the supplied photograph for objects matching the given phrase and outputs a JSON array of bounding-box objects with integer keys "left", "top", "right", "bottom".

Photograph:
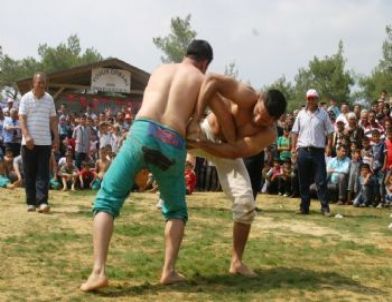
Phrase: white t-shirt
[{"left": 19, "top": 91, "right": 57, "bottom": 146}]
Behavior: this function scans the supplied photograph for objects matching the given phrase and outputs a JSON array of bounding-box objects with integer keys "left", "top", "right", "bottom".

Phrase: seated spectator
[
  {"left": 60, "top": 155, "right": 78, "bottom": 191},
  {"left": 261, "top": 161, "right": 271, "bottom": 194},
  {"left": 185, "top": 161, "right": 197, "bottom": 195},
  {"left": 49, "top": 149, "right": 61, "bottom": 190},
  {"left": 353, "top": 163, "right": 375, "bottom": 207},
  {"left": 11, "top": 154, "right": 24, "bottom": 188},
  {"left": 0, "top": 159, "right": 12, "bottom": 189},
  {"left": 91, "top": 147, "right": 111, "bottom": 190},
  {"left": 79, "top": 161, "right": 94, "bottom": 189},
  {"left": 99, "top": 121, "right": 113, "bottom": 149},
  {"left": 327, "top": 145, "right": 351, "bottom": 204},
  {"left": 278, "top": 160, "right": 291, "bottom": 196},
  {"left": 347, "top": 148, "right": 362, "bottom": 204},
  {"left": 134, "top": 169, "right": 150, "bottom": 192},
  {"left": 267, "top": 158, "right": 281, "bottom": 194}
]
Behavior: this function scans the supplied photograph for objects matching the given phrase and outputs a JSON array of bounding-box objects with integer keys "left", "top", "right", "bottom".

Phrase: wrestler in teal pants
[{"left": 93, "top": 119, "right": 187, "bottom": 221}]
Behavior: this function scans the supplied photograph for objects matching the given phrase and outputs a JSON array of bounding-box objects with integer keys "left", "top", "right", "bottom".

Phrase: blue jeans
[{"left": 297, "top": 147, "right": 329, "bottom": 213}]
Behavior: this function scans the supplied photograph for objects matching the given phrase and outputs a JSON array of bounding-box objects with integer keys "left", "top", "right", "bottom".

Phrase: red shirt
[
  {"left": 385, "top": 138, "right": 392, "bottom": 168},
  {"left": 185, "top": 169, "right": 196, "bottom": 194}
]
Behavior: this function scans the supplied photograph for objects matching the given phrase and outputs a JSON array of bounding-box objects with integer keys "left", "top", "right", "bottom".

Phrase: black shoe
[
  {"left": 296, "top": 210, "right": 309, "bottom": 215},
  {"left": 321, "top": 208, "right": 331, "bottom": 217}
]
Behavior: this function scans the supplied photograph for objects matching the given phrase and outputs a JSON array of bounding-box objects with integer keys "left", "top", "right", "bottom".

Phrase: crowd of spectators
[{"left": 1, "top": 89, "right": 392, "bottom": 210}]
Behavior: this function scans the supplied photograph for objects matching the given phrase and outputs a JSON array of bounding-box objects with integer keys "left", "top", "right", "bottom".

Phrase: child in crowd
[
  {"left": 371, "top": 129, "right": 385, "bottom": 206},
  {"left": 79, "top": 161, "right": 94, "bottom": 189},
  {"left": 185, "top": 161, "right": 197, "bottom": 195},
  {"left": 332, "top": 120, "right": 349, "bottom": 156},
  {"left": 99, "top": 122, "right": 113, "bottom": 149},
  {"left": 361, "top": 136, "right": 373, "bottom": 168},
  {"left": 347, "top": 148, "right": 362, "bottom": 204},
  {"left": 267, "top": 158, "right": 281, "bottom": 194},
  {"left": 384, "top": 174, "right": 392, "bottom": 207},
  {"left": 0, "top": 159, "right": 12, "bottom": 189},
  {"left": 49, "top": 148, "right": 61, "bottom": 190},
  {"left": 60, "top": 155, "right": 78, "bottom": 191},
  {"left": 91, "top": 147, "right": 111, "bottom": 190},
  {"left": 383, "top": 128, "right": 392, "bottom": 206},
  {"left": 278, "top": 160, "right": 292, "bottom": 196},
  {"left": 276, "top": 127, "right": 291, "bottom": 162},
  {"left": 353, "top": 163, "right": 375, "bottom": 207},
  {"left": 290, "top": 151, "right": 300, "bottom": 197},
  {"left": 261, "top": 161, "right": 271, "bottom": 193}
]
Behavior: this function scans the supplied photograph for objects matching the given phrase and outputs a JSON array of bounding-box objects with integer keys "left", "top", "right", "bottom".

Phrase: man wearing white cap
[{"left": 291, "top": 89, "right": 334, "bottom": 216}]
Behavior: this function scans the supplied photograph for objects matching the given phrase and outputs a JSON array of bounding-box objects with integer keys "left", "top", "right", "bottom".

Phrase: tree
[
  {"left": 0, "top": 34, "right": 102, "bottom": 98},
  {"left": 224, "top": 61, "right": 239, "bottom": 79},
  {"left": 359, "top": 25, "right": 392, "bottom": 100},
  {"left": 153, "top": 14, "right": 197, "bottom": 63},
  {"left": 291, "top": 41, "right": 354, "bottom": 108}
]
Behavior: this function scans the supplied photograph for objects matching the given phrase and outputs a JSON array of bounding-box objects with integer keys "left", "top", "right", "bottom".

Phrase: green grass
[{"left": 0, "top": 190, "right": 391, "bottom": 301}]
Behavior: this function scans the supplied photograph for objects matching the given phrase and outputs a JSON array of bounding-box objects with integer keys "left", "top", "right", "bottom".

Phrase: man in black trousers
[{"left": 19, "top": 72, "right": 59, "bottom": 213}]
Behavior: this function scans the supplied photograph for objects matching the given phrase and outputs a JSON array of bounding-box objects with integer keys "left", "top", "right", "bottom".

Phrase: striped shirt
[
  {"left": 19, "top": 91, "right": 56, "bottom": 146},
  {"left": 292, "top": 107, "right": 334, "bottom": 149}
]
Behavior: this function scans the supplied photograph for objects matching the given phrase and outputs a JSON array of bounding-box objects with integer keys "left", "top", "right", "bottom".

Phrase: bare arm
[
  {"left": 192, "top": 126, "right": 276, "bottom": 159},
  {"left": 291, "top": 132, "right": 298, "bottom": 153},
  {"left": 50, "top": 116, "right": 59, "bottom": 151},
  {"left": 195, "top": 73, "right": 258, "bottom": 121}
]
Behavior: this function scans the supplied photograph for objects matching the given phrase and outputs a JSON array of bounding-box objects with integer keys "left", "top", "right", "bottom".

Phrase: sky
[{"left": 1, "top": 0, "right": 391, "bottom": 88}]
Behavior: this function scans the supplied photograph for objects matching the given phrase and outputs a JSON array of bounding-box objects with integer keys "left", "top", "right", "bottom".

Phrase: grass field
[{"left": 0, "top": 189, "right": 391, "bottom": 302}]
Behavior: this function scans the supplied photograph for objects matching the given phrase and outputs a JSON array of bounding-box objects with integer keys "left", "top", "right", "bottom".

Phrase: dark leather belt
[{"left": 300, "top": 146, "right": 324, "bottom": 152}]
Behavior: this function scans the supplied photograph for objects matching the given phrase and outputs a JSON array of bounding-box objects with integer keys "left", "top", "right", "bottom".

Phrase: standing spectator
[
  {"left": 291, "top": 89, "right": 334, "bottom": 216},
  {"left": 353, "top": 104, "right": 362, "bottom": 120},
  {"left": 371, "top": 129, "right": 385, "bottom": 206},
  {"left": 332, "top": 120, "right": 349, "bottom": 156},
  {"left": 326, "top": 145, "right": 351, "bottom": 204},
  {"left": 345, "top": 112, "right": 364, "bottom": 150},
  {"left": 276, "top": 127, "right": 291, "bottom": 162},
  {"left": 361, "top": 136, "right": 373, "bottom": 168},
  {"left": 335, "top": 103, "right": 350, "bottom": 128},
  {"left": 2, "top": 108, "right": 22, "bottom": 156},
  {"left": 19, "top": 72, "right": 59, "bottom": 213},
  {"left": 327, "top": 98, "right": 340, "bottom": 119},
  {"left": 0, "top": 108, "right": 4, "bottom": 158},
  {"left": 347, "top": 148, "right": 362, "bottom": 204},
  {"left": 73, "top": 115, "right": 91, "bottom": 169}
]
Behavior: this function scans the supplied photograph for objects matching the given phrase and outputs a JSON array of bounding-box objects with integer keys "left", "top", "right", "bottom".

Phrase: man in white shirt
[{"left": 19, "top": 72, "right": 59, "bottom": 213}]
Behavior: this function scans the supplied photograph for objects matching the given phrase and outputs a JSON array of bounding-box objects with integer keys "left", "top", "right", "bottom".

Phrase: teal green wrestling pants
[{"left": 93, "top": 118, "right": 187, "bottom": 221}]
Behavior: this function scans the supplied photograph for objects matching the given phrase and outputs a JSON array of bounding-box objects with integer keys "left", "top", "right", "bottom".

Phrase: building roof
[{"left": 16, "top": 58, "right": 150, "bottom": 96}]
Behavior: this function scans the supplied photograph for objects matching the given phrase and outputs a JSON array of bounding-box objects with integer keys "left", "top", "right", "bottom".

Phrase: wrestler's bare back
[{"left": 136, "top": 63, "right": 204, "bottom": 137}]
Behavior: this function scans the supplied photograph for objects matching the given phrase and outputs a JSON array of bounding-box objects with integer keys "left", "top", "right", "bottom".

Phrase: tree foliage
[
  {"left": 224, "top": 61, "right": 239, "bottom": 79},
  {"left": 359, "top": 25, "right": 392, "bottom": 101},
  {"left": 0, "top": 34, "right": 102, "bottom": 98},
  {"left": 290, "top": 41, "right": 354, "bottom": 108},
  {"left": 152, "top": 14, "right": 197, "bottom": 63}
]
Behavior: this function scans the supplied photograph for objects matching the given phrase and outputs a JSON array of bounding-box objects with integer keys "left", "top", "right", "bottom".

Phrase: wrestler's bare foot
[
  {"left": 229, "top": 261, "right": 257, "bottom": 277},
  {"left": 80, "top": 273, "right": 109, "bottom": 292},
  {"left": 160, "top": 271, "right": 186, "bottom": 285}
]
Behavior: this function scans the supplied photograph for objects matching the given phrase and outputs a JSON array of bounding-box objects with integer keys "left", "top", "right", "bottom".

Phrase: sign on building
[{"left": 91, "top": 68, "right": 131, "bottom": 93}]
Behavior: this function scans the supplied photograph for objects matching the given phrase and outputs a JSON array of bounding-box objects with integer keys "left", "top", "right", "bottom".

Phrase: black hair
[
  {"left": 186, "top": 39, "right": 213, "bottom": 65},
  {"left": 360, "top": 163, "right": 370, "bottom": 170},
  {"left": 263, "top": 89, "right": 287, "bottom": 120}
]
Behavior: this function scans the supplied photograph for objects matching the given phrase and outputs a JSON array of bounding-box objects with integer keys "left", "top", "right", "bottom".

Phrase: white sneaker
[
  {"left": 38, "top": 203, "right": 50, "bottom": 213},
  {"left": 27, "top": 205, "right": 36, "bottom": 212},
  {"left": 156, "top": 199, "right": 163, "bottom": 209}
]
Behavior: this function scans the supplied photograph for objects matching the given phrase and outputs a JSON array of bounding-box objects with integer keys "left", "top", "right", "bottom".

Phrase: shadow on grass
[{"left": 93, "top": 267, "right": 384, "bottom": 298}]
